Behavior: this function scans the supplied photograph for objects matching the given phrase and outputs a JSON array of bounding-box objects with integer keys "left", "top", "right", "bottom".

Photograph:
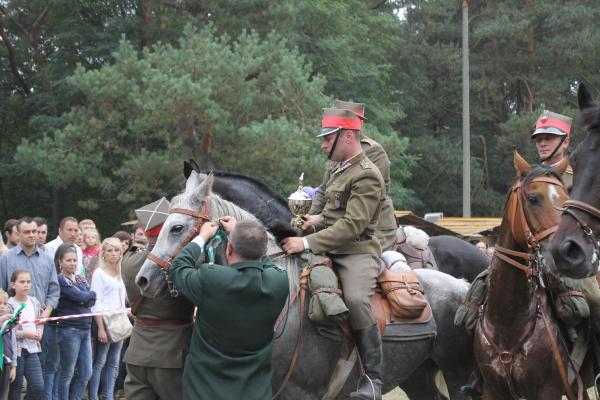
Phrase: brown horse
[
  {"left": 548, "top": 83, "right": 600, "bottom": 279},
  {"left": 475, "top": 151, "right": 575, "bottom": 399}
]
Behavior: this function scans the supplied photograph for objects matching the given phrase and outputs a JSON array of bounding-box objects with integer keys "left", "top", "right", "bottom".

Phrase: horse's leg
[{"left": 400, "top": 359, "right": 444, "bottom": 400}]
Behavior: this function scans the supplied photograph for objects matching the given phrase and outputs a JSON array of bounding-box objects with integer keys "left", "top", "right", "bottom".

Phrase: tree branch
[{"left": 0, "top": 19, "right": 30, "bottom": 95}]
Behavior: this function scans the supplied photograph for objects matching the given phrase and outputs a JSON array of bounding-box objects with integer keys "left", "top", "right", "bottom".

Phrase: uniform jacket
[
  {"left": 169, "top": 242, "right": 289, "bottom": 400},
  {"left": 306, "top": 151, "right": 385, "bottom": 255},
  {"left": 310, "top": 138, "right": 397, "bottom": 248},
  {"left": 122, "top": 245, "right": 194, "bottom": 369}
]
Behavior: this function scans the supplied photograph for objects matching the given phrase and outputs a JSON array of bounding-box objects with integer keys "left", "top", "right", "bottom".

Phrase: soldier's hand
[
  {"left": 218, "top": 216, "right": 237, "bottom": 233},
  {"left": 200, "top": 222, "right": 219, "bottom": 242},
  {"left": 304, "top": 214, "right": 321, "bottom": 225},
  {"left": 282, "top": 237, "right": 305, "bottom": 254}
]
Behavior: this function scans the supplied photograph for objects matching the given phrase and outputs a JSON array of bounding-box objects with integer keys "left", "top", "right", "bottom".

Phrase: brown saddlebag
[{"left": 377, "top": 269, "right": 427, "bottom": 319}]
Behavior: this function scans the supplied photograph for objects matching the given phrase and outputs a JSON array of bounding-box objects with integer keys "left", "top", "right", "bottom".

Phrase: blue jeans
[
  {"left": 9, "top": 350, "right": 43, "bottom": 400},
  {"left": 88, "top": 340, "right": 123, "bottom": 400},
  {"left": 57, "top": 327, "right": 92, "bottom": 400},
  {"left": 41, "top": 324, "right": 60, "bottom": 400}
]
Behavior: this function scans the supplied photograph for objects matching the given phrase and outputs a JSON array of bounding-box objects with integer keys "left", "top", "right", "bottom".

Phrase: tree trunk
[{"left": 52, "top": 188, "right": 65, "bottom": 229}]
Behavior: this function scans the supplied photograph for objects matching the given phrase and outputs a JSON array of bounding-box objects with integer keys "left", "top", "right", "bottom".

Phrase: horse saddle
[
  {"left": 394, "top": 226, "right": 435, "bottom": 269},
  {"left": 309, "top": 263, "right": 436, "bottom": 342}
]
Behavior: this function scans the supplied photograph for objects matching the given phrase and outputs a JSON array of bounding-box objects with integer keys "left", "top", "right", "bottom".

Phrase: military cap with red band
[
  {"left": 531, "top": 110, "right": 572, "bottom": 138},
  {"left": 319, "top": 108, "right": 365, "bottom": 137},
  {"left": 333, "top": 100, "right": 367, "bottom": 119},
  {"left": 135, "top": 197, "right": 170, "bottom": 237}
]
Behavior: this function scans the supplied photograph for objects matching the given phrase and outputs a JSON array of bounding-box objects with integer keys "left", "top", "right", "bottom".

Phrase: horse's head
[
  {"left": 504, "top": 151, "right": 569, "bottom": 252},
  {"left": 547, "top": 83, "right": 600, "bottom": 278},
  {"left": 135, "top": 171, "right": 215, "bottom": 298}
]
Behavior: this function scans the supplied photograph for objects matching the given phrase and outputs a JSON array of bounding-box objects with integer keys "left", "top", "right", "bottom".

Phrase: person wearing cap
[
  {"left": 122, "top": 198, "right": 194, "bottom": 400},
  {"left": 531, "top": 110, "right": 600, "bottom": 336},
  {"left": 309, "top": 100, "right": 397, "bottom": 252},
  {"left": 531, "top": 110, "right": 574, "bottom": 189},
  {"left": 282, "top": 108, "right": 386, "bottom": 399}
]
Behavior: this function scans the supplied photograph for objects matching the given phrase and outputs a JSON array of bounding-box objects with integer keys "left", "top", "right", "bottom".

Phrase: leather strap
[
  {"left": 564, "top": 200, "right": 600, "bottom": 220},
  {"left": 493, "top": 246, "right": 539, "bottom": 277},
  {"left": 538, "top": 289, "right": 582, "bottom": 400},
  {"left": 272, "top": 266, "right": 309, "bottom": 399}
]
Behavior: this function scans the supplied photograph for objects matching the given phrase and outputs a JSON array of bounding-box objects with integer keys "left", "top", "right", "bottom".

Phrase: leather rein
[
  {"left": 480, "top": 174, "right": 583, "bottom": 400},
  {"left": 146, "top": 198, "right": 212, "bottom": 297},
  {"left": 561, "top": 199, "right": 600, "bottom": 270}
]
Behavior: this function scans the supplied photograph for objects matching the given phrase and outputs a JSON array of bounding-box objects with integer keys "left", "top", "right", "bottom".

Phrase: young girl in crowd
[
  {"left": 0, "top": 289, "right": 17, "bottom": 400},
  {"left": 89, "top": 238, "right": 127, "bottom": 400},
  {"left": 55, "top": 244, "right": 96, "bottom": 400},
  {"left": 82, "top": 229, "right": 101, "bottom": 268},
  {"left": 8, "top": 270, "right": 43, "bottom": 400}
]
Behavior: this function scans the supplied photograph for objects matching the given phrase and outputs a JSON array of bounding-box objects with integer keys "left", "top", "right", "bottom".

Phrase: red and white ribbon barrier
[{"left": 18, "top": 308, "right": 131, "bottom": 326}]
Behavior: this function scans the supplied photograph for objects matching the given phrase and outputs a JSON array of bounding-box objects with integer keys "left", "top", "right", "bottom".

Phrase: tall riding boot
[{"left": 350, "top": 323, "right": 383, "bottom": 400}]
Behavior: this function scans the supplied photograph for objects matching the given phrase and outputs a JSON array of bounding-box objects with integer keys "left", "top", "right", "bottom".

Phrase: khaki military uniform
[
  {"left": 306, "top": 151, "right": 385, "bottom": 329},
  {"left": 122, "top": 245, "right": 194, "bottom": 400},
  {"left": 310, "top": 137, "right": 397, "bottom": 251}
]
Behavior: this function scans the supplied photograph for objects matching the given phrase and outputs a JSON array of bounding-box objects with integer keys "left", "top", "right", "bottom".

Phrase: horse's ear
[
  {"left": 188, "top": 172, "right": 214, "bottom": 207},
  {"left": 190, "top": 159, "right": 201, "bottom": 173},
  {"left": 514, "top": 150, "right": 531, "bottom": 178},
  {"left": 578, "top": 83, "right": 594, "bottom": 110},
  {"left": 183, "top": 161, "right": 193, "bottom": 179},
  {"left": 554, "top": 156, "right": 569, "bottom": 177}
]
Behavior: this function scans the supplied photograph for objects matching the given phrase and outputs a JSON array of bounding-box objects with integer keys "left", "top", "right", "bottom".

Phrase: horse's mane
[
  {"left": 171, "top": 190, "right": 301, "bottom": 293},
  {"left": 203, "top": 170, "right": 289, "bottom": 207},
  {"left": 576, "top": 101, "right": 600, "bottom": 130}
]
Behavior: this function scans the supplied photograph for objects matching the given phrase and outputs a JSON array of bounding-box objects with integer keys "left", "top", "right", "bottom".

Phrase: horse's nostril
[
  {"left": 559, "top": 240, "right": 585, "bottom": 265},
  {"left": 137, "top": 276, "right": 149, "bottom": 291}
]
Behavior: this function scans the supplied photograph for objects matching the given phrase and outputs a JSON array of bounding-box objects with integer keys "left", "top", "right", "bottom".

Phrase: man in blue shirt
[{"left": 0, "top": 217, "right": 59, "bottom": 316}]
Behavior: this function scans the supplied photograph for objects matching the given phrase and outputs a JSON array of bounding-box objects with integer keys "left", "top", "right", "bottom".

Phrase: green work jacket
[{"left": 169, "top": 242, "right": 289, "bottom": 400}]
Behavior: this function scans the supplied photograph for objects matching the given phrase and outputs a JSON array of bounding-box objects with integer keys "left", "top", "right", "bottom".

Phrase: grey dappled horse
[{"left": 136, "top": 172, "right": 475, "bottom": 399}]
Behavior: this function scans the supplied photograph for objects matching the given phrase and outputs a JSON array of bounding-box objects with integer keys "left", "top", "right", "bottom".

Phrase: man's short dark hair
[
  {"left": 133, "top": 222, "right": 144, "bottom": 233},
  {"left": 17, "top": 217, "right": 36, "bottom": 231},
  {"left": 3, "top": 219, "right": 19, "bottom": 236},
  {"left": 229, "top": 221, "right": 268, "bottom": 260},
  {"left": 59, "top": 216, "right": 78, "bottom": 229},
  {"left": 33, "top": 217, "right": 47, "bottom": 227}
]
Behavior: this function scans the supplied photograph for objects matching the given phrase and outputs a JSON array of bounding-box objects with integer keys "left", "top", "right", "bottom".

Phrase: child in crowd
[
  {"left": 0, "top": 289, "right": 17, "bottom": 400},
  {"left": 82, "top": 229, "right": 101, "bottom": 267},
  {"left": 89, "top": 238, "right": 127, "bottom": 400},
  {"left": 55, "top": 244, "right": 96, "bottom": 400},
  {"left": 8, "top": 270, "right": 43, "bottom": 400}
]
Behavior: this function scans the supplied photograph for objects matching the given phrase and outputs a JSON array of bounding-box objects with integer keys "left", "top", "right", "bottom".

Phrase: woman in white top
[{"left": 89, "top": 238, "right": 127, "bottom": 400}]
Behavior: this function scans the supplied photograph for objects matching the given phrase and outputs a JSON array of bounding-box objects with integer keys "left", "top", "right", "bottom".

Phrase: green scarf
[{"left": 0, "top": 303, "right": 26, "bottom": 370}]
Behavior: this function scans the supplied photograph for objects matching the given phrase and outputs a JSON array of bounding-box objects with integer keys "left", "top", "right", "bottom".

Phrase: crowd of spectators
[{"left": 0, "top": 216, "right": 147, "bottom": 400}]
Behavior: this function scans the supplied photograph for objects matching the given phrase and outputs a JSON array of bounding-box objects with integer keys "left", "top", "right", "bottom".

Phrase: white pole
[{"left": 462, "top": 0, "right": 471, "bottom": 217}]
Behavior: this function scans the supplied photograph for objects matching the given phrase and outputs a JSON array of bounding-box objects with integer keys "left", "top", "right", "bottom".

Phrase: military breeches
[
  {"left": 582, "top": 276, "right": 600, "bottom": 333},
  {"left": 331, "top": 253, "right": 381, "bottom": 330},
  {"left": 125, "top": 363, "right": 184, "bottom": 400}
]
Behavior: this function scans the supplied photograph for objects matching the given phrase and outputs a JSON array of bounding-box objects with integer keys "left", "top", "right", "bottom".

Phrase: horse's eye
[
  {"left": 527, "top": 195, "right": 539, "bottom": 206},
  {"left": 170, "top": 225, "right": 184, "bottom": 234}
]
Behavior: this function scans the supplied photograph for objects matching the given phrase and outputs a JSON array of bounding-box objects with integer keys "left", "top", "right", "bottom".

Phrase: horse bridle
[
  {"left": 146, "top": 198, "right": 212, "bottom": 297},
  {"left": 561, "top": 199, "right": 600, "bottom": 270},
  {"left": 481, "top": 174, "right": 584, "bottom": 400}
]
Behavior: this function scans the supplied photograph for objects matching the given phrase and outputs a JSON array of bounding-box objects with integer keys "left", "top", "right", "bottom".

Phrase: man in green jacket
[
  {"left": 170, "top": 217, "right": 289, "bottom": 400},
  {"left": 282, "top": 107, "right": 386, "bottom": 400},
  {"left": 309, "top": 100, "right": 397, "bottom": 251}
]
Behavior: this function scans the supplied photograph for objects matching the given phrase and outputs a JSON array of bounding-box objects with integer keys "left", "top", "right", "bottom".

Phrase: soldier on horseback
[
  {"left": 308, "top": 100, "right": 397, "bottom": 252},
  {"left": 531, "top": 110, "right": 600, "bottom": 335},
  {"left": 282, "top": 107, "right": 386, "bottom": 400}
]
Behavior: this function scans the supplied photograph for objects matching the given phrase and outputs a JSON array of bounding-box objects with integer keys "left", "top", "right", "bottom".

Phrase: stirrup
[{"left": 350, "top": 374, "right": 382, "bottom": 400}]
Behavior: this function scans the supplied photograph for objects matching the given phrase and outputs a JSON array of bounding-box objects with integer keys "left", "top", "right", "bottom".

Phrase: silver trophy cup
[{"left": 288, "top": 173, "right": 313, "bottom": 229}]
